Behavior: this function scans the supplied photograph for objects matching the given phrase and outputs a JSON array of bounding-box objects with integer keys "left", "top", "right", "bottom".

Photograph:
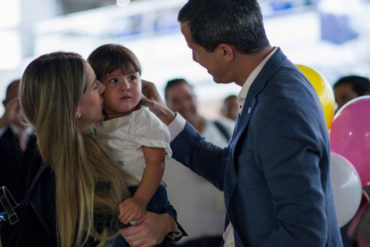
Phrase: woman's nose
[
  {"left": 100, "top": 83, "right": 105, "bottom": 93},
  {"left": 98, "top": 81, "right": 105, "bottom": 94}
]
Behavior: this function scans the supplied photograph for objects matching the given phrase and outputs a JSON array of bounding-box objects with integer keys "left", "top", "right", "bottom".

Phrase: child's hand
[{"left": 118, "top": 196, "right": 147, "bottom": 225}]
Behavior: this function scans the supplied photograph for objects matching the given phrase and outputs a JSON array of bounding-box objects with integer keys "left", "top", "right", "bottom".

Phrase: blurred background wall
[{"left": 1, "top": 0, "right": 369, "bottom": 118}]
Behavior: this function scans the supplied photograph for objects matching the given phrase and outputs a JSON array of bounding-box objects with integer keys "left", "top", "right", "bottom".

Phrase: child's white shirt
[{"left": 96, "top": 106, "right": 172, "bottom": 186}]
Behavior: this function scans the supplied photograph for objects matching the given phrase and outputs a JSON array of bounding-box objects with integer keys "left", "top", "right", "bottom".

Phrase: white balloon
[{"left": 330, "top": 152, "right": 362, "bottom": 227}]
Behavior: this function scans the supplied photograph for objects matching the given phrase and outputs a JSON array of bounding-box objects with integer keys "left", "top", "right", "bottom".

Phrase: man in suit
[
  {"left": 141, "top": 0, "right": 342, "bottom": 246},
  {"left": 0, "top": 79, "right": 42, "bottom": 202}
]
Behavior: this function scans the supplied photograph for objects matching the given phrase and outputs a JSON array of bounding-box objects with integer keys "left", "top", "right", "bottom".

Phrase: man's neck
[{"left": 234, "top": 46, "right": 274, "bottom": 86}]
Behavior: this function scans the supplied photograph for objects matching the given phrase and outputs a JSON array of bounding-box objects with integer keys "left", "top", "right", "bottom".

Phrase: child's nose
[{"left": 120, "top": 80, "right": 131, "bottom": 90}]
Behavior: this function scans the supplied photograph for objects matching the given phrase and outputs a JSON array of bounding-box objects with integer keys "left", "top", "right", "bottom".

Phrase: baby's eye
[
  {"left": 129, "top": 75, "right": 138, "bottom": 82},
  {"left": 109, "top": 78, "right": 118, "bottom": 84}
]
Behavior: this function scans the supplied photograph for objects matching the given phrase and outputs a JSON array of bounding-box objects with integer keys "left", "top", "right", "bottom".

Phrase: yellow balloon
[{"left": 297, "top": 64, "right": 335, "bottom": 129}]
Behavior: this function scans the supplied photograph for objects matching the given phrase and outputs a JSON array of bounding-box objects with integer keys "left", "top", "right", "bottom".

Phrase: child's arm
[{"left": 119, "top": 146, "right": 165, "bottom": 225}]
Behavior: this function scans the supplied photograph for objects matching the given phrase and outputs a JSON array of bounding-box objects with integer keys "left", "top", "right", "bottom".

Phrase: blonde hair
[{"left": 20, "top": 52, "right": 131, "bottom": 246}]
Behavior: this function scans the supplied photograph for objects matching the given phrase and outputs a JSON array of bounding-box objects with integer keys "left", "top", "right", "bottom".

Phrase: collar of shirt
[
  {"left": 237, "top": 47, "right": 278, "bottom": 113},
  {"left": 9, "top": 124, "right": 33, "bottom": 136}
]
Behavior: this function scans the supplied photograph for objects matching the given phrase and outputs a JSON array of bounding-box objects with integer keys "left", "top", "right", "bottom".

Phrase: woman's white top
[{"left": 96, "top": 106, "right": 172, "bottom": 185}]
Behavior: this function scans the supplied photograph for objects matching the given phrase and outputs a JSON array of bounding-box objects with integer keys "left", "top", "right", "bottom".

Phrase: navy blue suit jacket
[{"left": 171, "top": 49, "right": 342, "bottom": 246}]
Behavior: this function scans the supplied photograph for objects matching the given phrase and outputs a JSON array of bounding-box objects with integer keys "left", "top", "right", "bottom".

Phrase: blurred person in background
[
  {"left": 221, "top": 94, "right": 238, "bottom": 122},
  {"left": 218, "top": 94, "right": 238, "bottom": 138},
  {"left": 0, "top": 79, "right": 43, "bottom": 246},
  {"left": 0, "top": 79, "right": 42, "bottom": 202},
  {"left": 163, "top": 78, "right": 229, "bottom": 246},
  {"left": 333, "top": 75, "right": 370, "bottom": 111},
  {"left": 165, "top": 78, "right": 232, "bottom": 146}
]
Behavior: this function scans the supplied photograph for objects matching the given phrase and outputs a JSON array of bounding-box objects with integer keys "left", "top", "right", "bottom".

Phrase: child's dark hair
[{"left": 87, "top": 44, "right": 142, "bottom": 80}]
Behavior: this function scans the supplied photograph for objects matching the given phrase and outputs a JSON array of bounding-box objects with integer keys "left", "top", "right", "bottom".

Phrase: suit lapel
[
  {"left": 224, "top": 48, "right": 288, "bottom": 213},
  {"left": 224, "top": 95, "right": 257, "bottom": 211},
  {"left": 233, "top": 99, "right": 256, "bottom": 144}
]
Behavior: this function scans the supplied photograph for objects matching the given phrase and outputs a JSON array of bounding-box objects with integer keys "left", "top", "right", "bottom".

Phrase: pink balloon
[{"left": 330, "top": 96, "right": 370, "bottom": 186}]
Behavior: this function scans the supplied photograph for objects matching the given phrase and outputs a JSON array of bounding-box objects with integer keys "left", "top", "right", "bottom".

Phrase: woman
[{"left": 18, "top": 52, "right": 183, "bottom": 247}]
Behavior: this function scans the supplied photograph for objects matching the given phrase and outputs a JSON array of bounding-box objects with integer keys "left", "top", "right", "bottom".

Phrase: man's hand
[{"left": 141, "top": 80, "right": 176, "bottom": 125}]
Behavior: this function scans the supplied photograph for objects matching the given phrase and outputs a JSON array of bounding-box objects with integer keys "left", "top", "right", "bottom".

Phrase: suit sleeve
[
  {"left": 170, "top": 123, "right": 229, "bottom": 191},
  {"left": 162, "top": 198, "right": 188, "bottom": 241}
]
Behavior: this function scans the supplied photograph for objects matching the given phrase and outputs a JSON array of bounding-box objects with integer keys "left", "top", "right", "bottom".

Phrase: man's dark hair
[
  {"left": 333, "top": 75, "right": 370, "bottom": 96},
  {"left": 4, "top": 79, "right": 20, "bottom": 102},
  {"left": 164, "top": 78, "right": 193, "bottom": 100},
  {"left": 178, "top": 0, "right": 270, "bottom": 53}
]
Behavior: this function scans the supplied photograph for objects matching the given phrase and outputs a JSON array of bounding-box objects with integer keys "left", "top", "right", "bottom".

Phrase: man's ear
[{"left": 216, "top": 44, "right": 235, "bottom": 62}]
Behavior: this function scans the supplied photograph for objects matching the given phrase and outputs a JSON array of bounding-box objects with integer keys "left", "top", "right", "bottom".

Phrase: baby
[{"left": 88, "top": 44, "right": 172, "bottom": 226}]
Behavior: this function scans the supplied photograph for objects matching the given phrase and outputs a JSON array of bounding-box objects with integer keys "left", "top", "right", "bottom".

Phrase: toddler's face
[{"left": 101, "top": 67, "right": 142, "bottom": 120}]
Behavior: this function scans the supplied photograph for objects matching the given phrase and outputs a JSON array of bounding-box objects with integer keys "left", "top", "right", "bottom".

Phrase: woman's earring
[{"left": 76, "top": 112, "right": 82, "bottom": 120}]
